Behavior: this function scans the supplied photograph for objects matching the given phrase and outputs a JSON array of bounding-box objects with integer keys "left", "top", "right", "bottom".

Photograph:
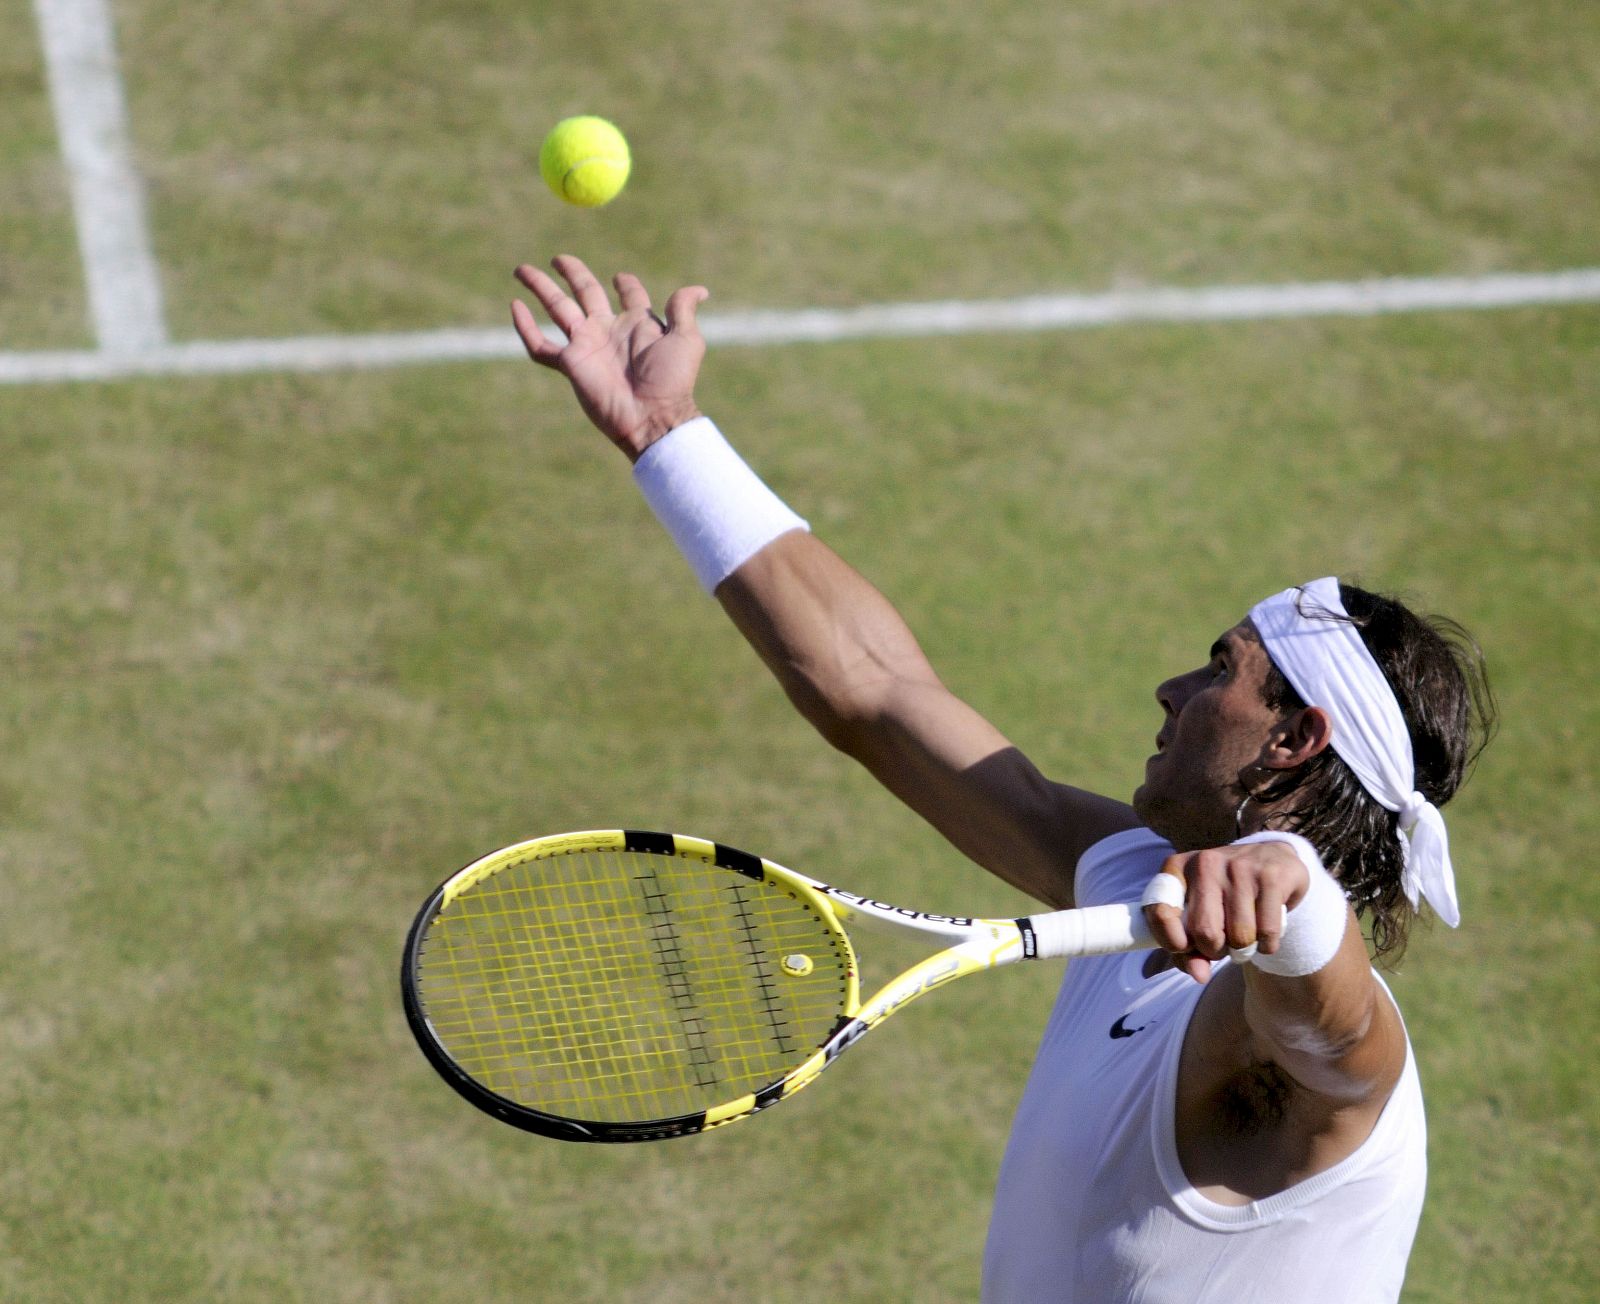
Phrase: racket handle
[{"left": 1029, "top": 903, "right": 1154, "bottom": 960}]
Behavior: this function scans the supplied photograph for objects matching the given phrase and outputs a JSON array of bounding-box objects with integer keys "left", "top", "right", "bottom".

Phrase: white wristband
[
  {"left": 1231, "top": 831, "right": 1349, "bottom": 977},
  {"left": 633, "top": 417, "right": 810, "bottom": 593}
]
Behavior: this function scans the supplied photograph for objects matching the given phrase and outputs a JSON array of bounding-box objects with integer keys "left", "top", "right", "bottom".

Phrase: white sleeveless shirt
[{"left": 982, "top": 828, "right": 1427, "bottom": 1303}]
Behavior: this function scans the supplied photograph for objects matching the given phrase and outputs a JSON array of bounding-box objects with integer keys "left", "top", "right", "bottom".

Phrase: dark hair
[{"left": 1254, "top": 583, "right": 1496, "bottom": 964}]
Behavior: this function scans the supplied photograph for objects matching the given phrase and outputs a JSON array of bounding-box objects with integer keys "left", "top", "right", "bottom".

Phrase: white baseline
[
  {"left": 3, "top": 268, "right": 1599, "bottom": 386},
  {"left": 33, "top": 0, "right": 168, "bottom": 351}
]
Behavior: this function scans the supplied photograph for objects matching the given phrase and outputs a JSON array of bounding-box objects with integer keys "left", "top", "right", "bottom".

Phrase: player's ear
[{"left": 1261, "top": 706, "right": 1333, "bottom": 770}]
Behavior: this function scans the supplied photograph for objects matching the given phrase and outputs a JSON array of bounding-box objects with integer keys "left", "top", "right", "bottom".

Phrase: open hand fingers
[
  {"left": 663, "top": 285, "right": 710, "bottom": 336},
  {"left": 613, "top": 272, "right": 652, "bottom": 317},
  {"left": 552, "top": 254, "right": 612, "bottom": 317},
  {"left": 510, "top": 299, "right": 564, "bottom": 367},
  {"left": 515, "top": 263, "right": 587, "bottom": 340}
]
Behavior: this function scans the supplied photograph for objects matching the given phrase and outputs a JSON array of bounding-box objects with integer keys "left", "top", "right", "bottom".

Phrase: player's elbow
[
  {"left": 804, "top": 682, "right": 901, "bottom": 760},
  {"left": 804, "top": 695, "right": 872, "bottom": 756},
  {"left": 1278, "top": 1006, "right": 1374, "bottom": 1070},
  {"left": 778, "top": 653, "right": 925, "bottom": 759}
]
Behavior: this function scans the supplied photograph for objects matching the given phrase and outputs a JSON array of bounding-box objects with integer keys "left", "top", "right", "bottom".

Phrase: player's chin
[
  {"left": 1130, "top": 776, "right": 1160, "bottom": 823},
  {"left": 1131, "top": 784, "right": 1199, "bottom": 852}
]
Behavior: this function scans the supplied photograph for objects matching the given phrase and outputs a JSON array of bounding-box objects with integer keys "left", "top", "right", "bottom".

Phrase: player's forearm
[
  {"left": 633, "top": 416, "right": 989, "bottom": 764},
  {"left": 716, "top": 531, "right": 942, "bottom": 752}
]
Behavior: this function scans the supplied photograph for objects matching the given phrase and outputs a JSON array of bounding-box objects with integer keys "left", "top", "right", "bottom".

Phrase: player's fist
[{"left": 1142, "top": 841, "right": 1309, "bottom": 983}]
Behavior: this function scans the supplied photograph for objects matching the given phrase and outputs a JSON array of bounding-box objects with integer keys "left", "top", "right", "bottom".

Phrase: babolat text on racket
[{"left": 402, "top": 829, "right": 1153, "bottom": 1142}]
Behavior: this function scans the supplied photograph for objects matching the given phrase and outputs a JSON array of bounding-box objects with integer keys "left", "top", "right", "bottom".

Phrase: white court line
[
  {"left": 3, "top": 268, "right": 1599, "bottom": 386},
  {"left": 33, "top": 0, "right": 168, "bottom": 350}
]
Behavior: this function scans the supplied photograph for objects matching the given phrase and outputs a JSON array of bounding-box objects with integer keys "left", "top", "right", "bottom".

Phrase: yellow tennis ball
[{"left": 539, "top": 116, "right": 631, "bottom": 208}]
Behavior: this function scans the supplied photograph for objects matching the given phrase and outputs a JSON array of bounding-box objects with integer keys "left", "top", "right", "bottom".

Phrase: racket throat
[
  {"left": 820, "top": 946, "right": 974, "bottom": 1069},
  {"left": 820, "top": 1014, "right": 871, "bottom": 1065}
]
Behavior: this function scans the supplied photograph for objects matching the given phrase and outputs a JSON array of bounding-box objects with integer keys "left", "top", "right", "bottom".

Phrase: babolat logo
[
  {"left": 816, "top": 884, "right": 974, "bottom": 927},
  {"left": 1018, "top": 918, "right": 1039, "bottom": 959}
]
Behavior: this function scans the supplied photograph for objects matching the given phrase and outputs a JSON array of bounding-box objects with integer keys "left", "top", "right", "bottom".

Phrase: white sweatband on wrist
[
  {"left": 633, "top": 417, "right": 810, "bottom": 593},
  {"left": 1231, "top": 831, "right": 1349, "bottom": 977}
]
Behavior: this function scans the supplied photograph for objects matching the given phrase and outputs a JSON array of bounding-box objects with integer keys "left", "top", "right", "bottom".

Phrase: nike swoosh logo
[{"left": 1109, "top": 1014, "right": 1147, "bottom": 1040}]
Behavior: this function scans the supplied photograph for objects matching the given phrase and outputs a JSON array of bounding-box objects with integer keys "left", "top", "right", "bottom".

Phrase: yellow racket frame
[{"left": 403, "top": 829, "right": 1147, "bottom": 1142}]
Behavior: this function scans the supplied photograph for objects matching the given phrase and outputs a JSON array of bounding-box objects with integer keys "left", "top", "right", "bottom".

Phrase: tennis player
[{"left": 512, "top": 256, "right": 1494, "bottom": 1303}]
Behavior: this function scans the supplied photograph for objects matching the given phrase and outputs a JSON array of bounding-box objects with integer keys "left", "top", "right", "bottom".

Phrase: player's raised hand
[{"left": 513, "top": 255, "right": 710, "bottom": 460}]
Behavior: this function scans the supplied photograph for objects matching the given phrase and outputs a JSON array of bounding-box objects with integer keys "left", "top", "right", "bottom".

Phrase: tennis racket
[{"left": 402, "top": 829, "right": 1155, "bottom": 1143}]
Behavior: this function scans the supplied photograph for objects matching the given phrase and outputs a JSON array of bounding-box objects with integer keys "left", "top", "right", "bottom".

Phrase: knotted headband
[{"left": 1248, "top": 577, "right": 1460, "bottom": 927}]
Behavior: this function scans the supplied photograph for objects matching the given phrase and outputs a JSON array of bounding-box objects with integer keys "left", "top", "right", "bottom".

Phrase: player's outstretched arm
[{"left": 514, "top": 257, "right": 1138, "bottom": 907}]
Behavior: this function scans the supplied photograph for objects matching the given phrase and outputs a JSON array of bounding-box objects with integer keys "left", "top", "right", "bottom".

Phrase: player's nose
[{"left": 1155, "top": 666, "right": 1203, "bottom": 716}]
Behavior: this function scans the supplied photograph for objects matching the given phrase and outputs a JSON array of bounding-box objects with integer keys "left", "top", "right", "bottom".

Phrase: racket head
[{"left": 402, "top": 830, "right": 859, "bottom": 1142}]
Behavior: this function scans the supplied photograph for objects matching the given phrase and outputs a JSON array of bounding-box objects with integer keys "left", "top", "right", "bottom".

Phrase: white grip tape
[
  {"left": 1231, "top": 831, "right": 1349, "bottom": 977},
  {"left": 1030, "top": 904, "right": 1154, "bottom": 960},
  {"left": 633, "top": 417, "right": 810, "bottom": 593}
]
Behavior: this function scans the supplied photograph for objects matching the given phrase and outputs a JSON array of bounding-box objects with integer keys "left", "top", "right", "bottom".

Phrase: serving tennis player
[{"left": 511, "top": 255, "right": 1494, "bottom": 1303}]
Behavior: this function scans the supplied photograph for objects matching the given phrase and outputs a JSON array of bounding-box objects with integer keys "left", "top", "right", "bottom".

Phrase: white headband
[{"left": 1248, "top": 577, "right": 1460, "bottom": 927}]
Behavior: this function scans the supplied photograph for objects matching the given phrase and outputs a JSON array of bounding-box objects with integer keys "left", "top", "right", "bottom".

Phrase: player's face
[{"left": 1132, "top": 620, "right": 1285, "bottom": 850}]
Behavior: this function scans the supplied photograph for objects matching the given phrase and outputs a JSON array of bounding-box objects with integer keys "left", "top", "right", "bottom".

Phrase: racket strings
[
  {"left": 635, "top": 860, "right": 720, "bottom": 1089},
  {"left": 726, "top": 875, "right": 800, "bottom": 1058},
  {"left": 415, "top": 846, "right": 851, "bottom": 1123}
]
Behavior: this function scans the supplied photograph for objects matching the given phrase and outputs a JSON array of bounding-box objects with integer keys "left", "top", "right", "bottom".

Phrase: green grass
[
  {"left": 2, "top": 0, "right": 1598, "bottom": 1299},
  {"left": 0, "top": 0, "right": 90, "bottom": 349},
  {"left": 2, "top": 307, "right": 1596, "bottom": 1301},
  {"left": 101, "top": 0, "right": 1600, "bottom": 340}
]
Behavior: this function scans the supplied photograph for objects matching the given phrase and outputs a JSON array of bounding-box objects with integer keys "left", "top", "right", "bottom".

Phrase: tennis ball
[{"left": 539, "top": 116, "right": 631, "bottom": 208}]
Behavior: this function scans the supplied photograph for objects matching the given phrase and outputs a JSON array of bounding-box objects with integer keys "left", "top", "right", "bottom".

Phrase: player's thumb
[{"left": 664, "top": 286, "right": 710, "bottom": 338}]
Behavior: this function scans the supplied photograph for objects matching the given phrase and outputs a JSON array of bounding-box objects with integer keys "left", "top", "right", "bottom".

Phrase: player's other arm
[
  {"left": 1241, "top": 913, "right": 1405, "bottom": 1107},
  {"left": 719, "top": 533, "right": 1139, "bottom": 908},
  {"left": 512, "top": 255, "right": 1138, "bottom": 908},
  {"left": 1148, "top": 840, "right": 1406, "bottom": 1107}
]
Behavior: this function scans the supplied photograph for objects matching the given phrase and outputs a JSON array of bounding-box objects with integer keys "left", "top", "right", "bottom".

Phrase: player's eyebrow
[{"left": 1208, "top": 636, "right": 1230, "bottom": 661}]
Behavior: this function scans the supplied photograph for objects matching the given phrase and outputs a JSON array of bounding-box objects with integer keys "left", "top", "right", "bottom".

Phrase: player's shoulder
[{"left": 1073, "top": 823, "right": 1173, "bottom": 908}]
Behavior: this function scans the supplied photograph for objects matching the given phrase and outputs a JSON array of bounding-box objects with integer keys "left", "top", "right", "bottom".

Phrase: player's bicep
[{"left": 1243, "top": 934, "right": 1407, "bottom": 1106}]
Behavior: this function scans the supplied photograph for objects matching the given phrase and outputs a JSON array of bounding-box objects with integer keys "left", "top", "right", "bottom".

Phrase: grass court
[{"left": 1, "top": 1, "right": 1596, "bottom": 1298}]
